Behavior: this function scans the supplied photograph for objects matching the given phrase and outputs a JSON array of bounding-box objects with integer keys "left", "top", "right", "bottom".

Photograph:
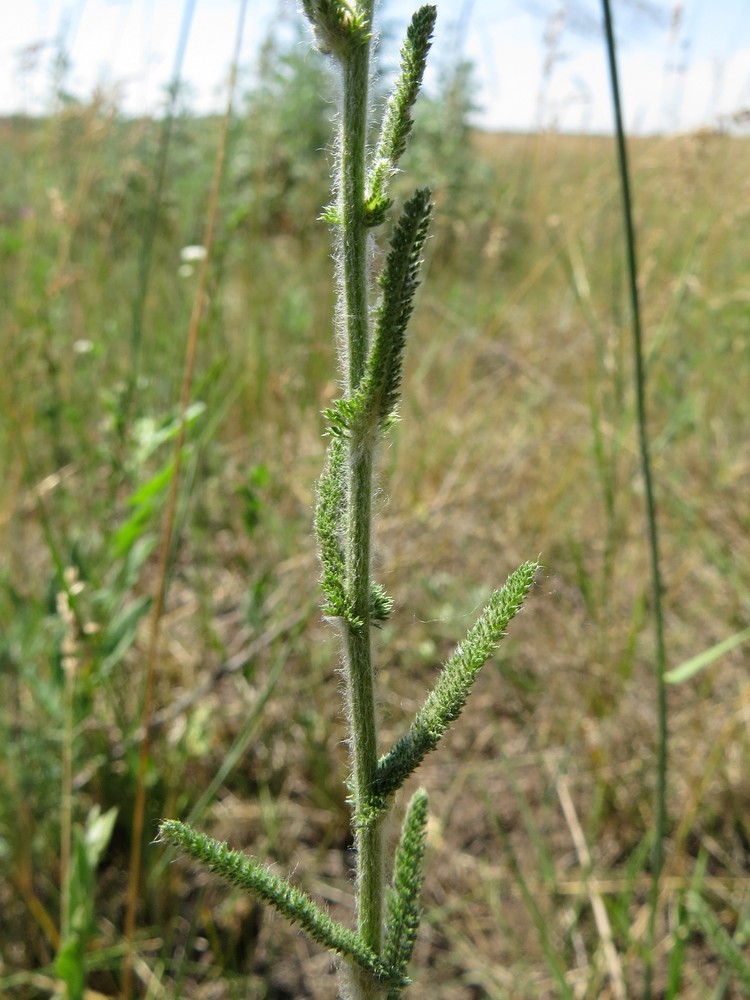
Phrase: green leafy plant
[
  {"left": 56, "top": 805, "right": 118, "bottom": 1000},
  {"left": 159, "top": 3, "right": 537, "bottom": 996}
]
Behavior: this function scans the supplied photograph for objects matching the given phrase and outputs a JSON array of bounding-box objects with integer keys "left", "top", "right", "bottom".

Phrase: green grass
[{"left": 1, "top": 24, "right": 750, "bottom": 998}]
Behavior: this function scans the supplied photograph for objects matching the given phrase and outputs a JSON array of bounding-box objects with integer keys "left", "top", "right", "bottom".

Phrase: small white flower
[
  {"left": 73, "top": 339, "right": 94, "bottom": 354},
  {"left": 180, "top": 244, "right": 207, "bottom": 263},
  {"left": 178, "top": 263, "right": 195, "bottom": 278}
]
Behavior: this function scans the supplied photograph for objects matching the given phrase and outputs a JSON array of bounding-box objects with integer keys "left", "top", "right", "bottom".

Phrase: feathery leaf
[
  {"left": 367, "top": 188, "right": 432, "bottom": 428},
  {"left": 315, "top": 439, "right": 348, "bottom": 618},
  {"left": 373, "top": 561, "right": 538, "bottom": 802},
  {"left": 370, "top": 581, "right": 394, "bottom": 622},
  {"left": 366, "top": 5, "right": 437, "bottom": 221},
  {"left": 383, "top": 789, "right": 429, "bottom": 997},
  {"left": 158, "top": 820, "right": 403, "bottom": 983},
  {"left": 327, "top": 189, "right": 432, "bottom": 448}
]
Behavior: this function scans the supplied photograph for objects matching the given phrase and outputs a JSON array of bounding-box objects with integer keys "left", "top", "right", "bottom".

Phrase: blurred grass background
[{"left": 1, "top": 9, "right": 750, "bottom": 999}]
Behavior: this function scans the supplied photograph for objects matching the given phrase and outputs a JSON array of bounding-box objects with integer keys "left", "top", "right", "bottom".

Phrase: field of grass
[{"left": 1, "top": 47, "right": 750, "bottom": 999}]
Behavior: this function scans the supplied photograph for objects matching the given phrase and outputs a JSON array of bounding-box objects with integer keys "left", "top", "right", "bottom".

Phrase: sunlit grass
[{"left": 1, "top": 48, "right": 749, "bottom": 997}]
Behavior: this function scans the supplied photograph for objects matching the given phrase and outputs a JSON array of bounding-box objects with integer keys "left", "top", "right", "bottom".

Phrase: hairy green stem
[
  {"left": 600, "top": 3, "right": 668, "bottom": 995},
  {"left": 341, "top": 33, "right": 372, "bottom": 391},
  {"left": 337, "top": 3, "right": 385, "bottom": 970}
]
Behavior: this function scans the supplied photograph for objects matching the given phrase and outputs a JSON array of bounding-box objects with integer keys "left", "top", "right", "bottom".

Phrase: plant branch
[
  {"left": 366, "top": 5, "right": 436, "bottom": 226},
  {"left": 383, "top": 788, "right": 429, "bottom": 997},
  {"left": 325, "top": 188, "right": 433, "bottom": 442},
  {"left": 158, "top": 821, "right": 403, "bottom": 985},
  {"left": 373, "top": 561, "right": 538, "bottom": 806}
]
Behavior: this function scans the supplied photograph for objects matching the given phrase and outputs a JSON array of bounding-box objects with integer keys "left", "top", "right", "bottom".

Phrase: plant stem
[
  {"left": 600, "top": 3, "right": 668, "bottom": 995},
  {"left": 60, "top": 647, "right": 75, "bottom": 952},
  {"left": 337, "top": 2, "right": 385, "bottom": 971},
  {"left": 341, "top": 47, "right": 372, "bottom": 391}
]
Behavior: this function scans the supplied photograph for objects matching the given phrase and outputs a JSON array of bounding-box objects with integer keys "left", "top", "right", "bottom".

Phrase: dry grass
[{"left": 2, "top": 118, "right": 749, "bottom": 998}]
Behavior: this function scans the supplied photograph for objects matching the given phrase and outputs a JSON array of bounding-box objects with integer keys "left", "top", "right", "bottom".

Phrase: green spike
[
  {"left": 158, "top": 820, "right": 404, "bottom": 984},
  {"left": 374, "top": 561, "right": 538, "bottom": 802},
  {"left": 383, "top": 788, "right": 430, "bottom": 997},
  {"left": 366, "top": 6, "right": 437, "bottom": 215}
]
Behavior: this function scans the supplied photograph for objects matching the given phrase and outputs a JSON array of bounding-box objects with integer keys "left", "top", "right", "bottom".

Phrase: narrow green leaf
[
  {"left": 56, "top": 807, "right": 117, "bottom": 1000},
  {"left": 373, "top": 561, "right": 538, "bottom": 805},
  {"left": 383, "top": 789, "right": 429, "bottom": 996},
  {"left": 370, "top": 581, "right": 394, "bottom": 622},
  {"left": 328, "top": 188, "right": 431, "bottom": 452},
  {"left": 366, "top": 5, "right": 437, "bottom": 218},
  {"left": 665, "top": 626, "right": 750, "bottom": 684},
  {"left": 111, "top": 508, "right": 153, "bottom": 559},
  {"left": 158, "top": 820, "right": 403, "bottom": 984},
  {"left": 111, "top": 459, "right": 178, "bottom": 558},
  {"left": 120, "top": 533, "right": 158, "bottom": 588},
  {"left": 127, "top": 459, "right": 175, "bottom": 508},
  {"left": 319, "top": 191, "right": 431, "bottom": 635},
  {"left": 55, "top": 935, "right": 85, "bottom": 1000},
  {"left": 99, "top": 595, "right": 152, "bottom": 676},
  {"left": 314, "top": 439, "right": 348, "bottom": 618},
  {"left": 83, "top": 805, "right": 118, "bottom": 870},
  {"left": 320, "top": 203, "right": 342, "bottom": 225},
  {"left": 365, "top": 188, "right": 433, "bottom": 429},
  {"left": 666, "top": 893, "right": 689, "bottom": 999}
]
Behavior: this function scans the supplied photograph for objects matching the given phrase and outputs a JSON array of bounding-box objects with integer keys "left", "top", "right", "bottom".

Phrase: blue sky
[{"left": 2, "top": 0, "right": 749, "bottom": 133}]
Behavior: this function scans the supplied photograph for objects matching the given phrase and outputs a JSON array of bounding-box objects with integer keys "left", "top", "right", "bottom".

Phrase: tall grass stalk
[
  {"left": 600, "top": 2, "right": 668, "bottom": 994},
  {"left": 159, "top": 3, "right": 536, "bottom": 997},
  {"left": 120, "top": 0, "right": 198, "bottom": 442},
  {"left": 59, "top": 582, "right": 76, "bottom": 956},
  {"left": 120, "top": 4, "right": 248, "bottom": 995}
]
